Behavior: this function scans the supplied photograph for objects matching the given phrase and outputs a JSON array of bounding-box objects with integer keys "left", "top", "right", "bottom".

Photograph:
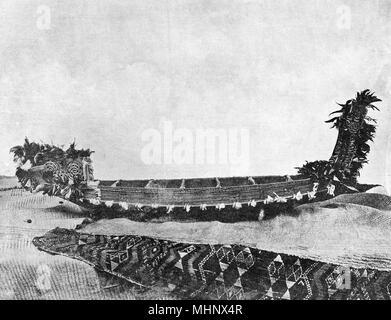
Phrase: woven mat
[{"left": 33, "top": 227, "right": 391, "bottom": 300}]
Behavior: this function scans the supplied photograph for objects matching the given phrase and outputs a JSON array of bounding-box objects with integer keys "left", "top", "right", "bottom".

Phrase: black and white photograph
[{"left": 1, "top": 0, "right": 391, "bottom": 304}]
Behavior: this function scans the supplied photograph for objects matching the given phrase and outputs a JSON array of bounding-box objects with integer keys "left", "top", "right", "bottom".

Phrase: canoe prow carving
[
  {"left": 11, "top": 141, "right": 95, "bottom": 201},
  {"left": 296, "top": 89, "right": 381, "bottom": 186},
  {"left": 328, "top": 89, "right": 381, "bottom": 183}
]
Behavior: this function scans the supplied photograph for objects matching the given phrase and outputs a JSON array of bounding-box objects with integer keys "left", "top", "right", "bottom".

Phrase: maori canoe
[{"left": 14, "top": 90, "right": 382, "bottom": 221}]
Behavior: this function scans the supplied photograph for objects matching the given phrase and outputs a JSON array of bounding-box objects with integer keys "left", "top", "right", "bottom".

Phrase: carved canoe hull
[
  {"left": 72, "top": 176, "right": 361, "bottom": 222},
  {"left": 99, "top": 176, "right": 313, "bottom": 206},
  {"left": 14, "top": 90, "right": 381, "bottom": 221}
]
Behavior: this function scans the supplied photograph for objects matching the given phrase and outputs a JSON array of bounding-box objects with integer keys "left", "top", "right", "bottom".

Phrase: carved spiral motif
[
  {"left": 43, "top": 161, "right": 61, "bottom": 173},
  {"left": 66, "top": 160, "right": 84, "bottom": 181}
]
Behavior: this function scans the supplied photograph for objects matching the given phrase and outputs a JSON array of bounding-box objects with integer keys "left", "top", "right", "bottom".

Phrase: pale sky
[{"left": 0, "top": 0, "right": 390, "bottom": 187}]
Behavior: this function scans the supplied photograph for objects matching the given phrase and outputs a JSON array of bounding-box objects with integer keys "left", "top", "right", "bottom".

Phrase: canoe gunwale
[
  {"left": 97, "top": 178, "right": 318, "bottom": 207},
  {"left": 98, "top": 177, "right": 313, "bottom": 192}
]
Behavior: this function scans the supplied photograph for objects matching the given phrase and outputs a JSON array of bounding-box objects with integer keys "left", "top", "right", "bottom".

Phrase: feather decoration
[
  {"left": 248, "top": 199, "right": 257, "bottom": 207},
  {"left": 105, "top": 201, "right": 114, "bottom": 208},
  {"left": 119, "top": 202, "right": 129, "bottom": 210},
  {"left": 232, "top": 202, "right": 242, "bottom": 209}
]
